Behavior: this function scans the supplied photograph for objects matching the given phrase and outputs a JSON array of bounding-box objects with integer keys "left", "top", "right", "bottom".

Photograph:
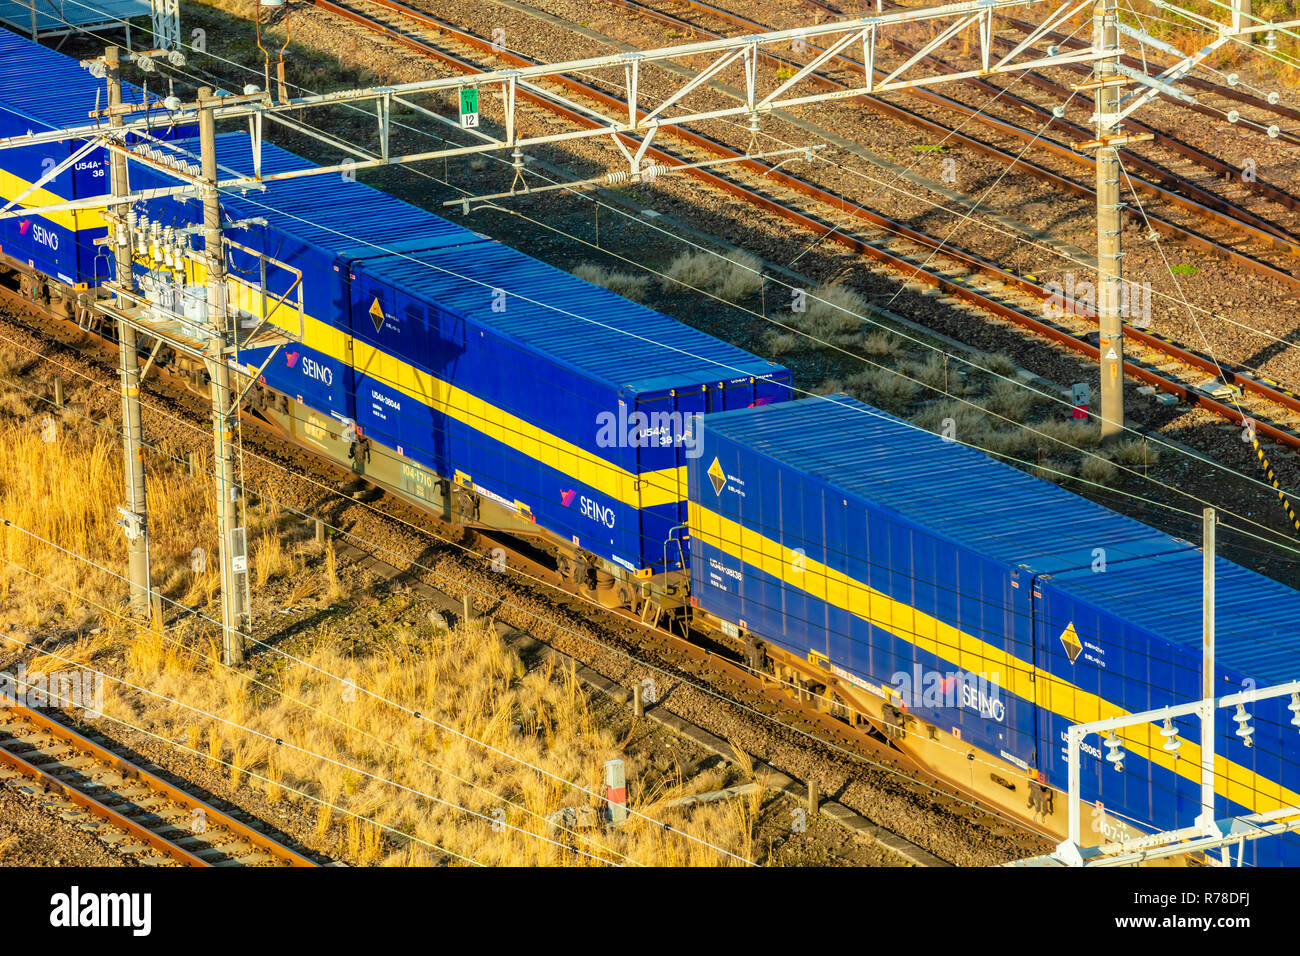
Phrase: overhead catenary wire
[
  {"left": 10, "top": 0, "right": 1300, "bottom": 848},
  {"left": 2, "top": 667, "right": 489, "bottom": 866},
  {"left": 5, "top": 361, "right": 1294, "bottom": 858},
  {"left": 7, "top": 319, "right": 1289, "bottom": 858},
  {"left": 0, "top": 514, "right": 758, "bottom": 864},
  {"left": 28, "top": 0, "right": 1300, "bottom": 551},
  {"left": 0, "top": 608, "right": 638, "bottom": 865},
  {"left": 0, "top": 383, "right": 1057, "bottom": 849},
  {"left": 2, "top": 5, "right": 1300, "bottom": 665},
  {"left": 0, "top": 553, "right": 649, "bottom": 866}
]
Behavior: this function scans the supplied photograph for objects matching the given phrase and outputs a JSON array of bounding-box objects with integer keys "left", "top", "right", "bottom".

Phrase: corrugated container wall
[
  {"left": 0, "top": 30, "right": 190, "bottom": 286},
  {"left": 688, "top": 395, "right": 1300, "bottom": 864}
]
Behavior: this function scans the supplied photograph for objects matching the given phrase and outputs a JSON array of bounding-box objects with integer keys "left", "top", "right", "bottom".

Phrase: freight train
[{"left": 3, "top": 28, "right": 1299, "bottom": 864}]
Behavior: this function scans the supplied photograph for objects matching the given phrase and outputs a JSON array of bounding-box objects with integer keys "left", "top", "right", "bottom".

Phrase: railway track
[
  {"left": 0, "top": 306, "right": 1040, "bottom": 868},
  {"left": 308, "top": 0, "right": 1300, "bottom": 461},
  {"left": 0, "top": 291, "right": 1047, "bottom": 865},
  {"left": 599, "top": 0, "right": 1300, "bottom": 272},
  {"left": 0, "top": 695, "right": 319, "bottom": 867}
]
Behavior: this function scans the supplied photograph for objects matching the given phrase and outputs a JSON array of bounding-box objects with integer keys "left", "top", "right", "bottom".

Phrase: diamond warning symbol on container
[
  {"left": 1060, "top": 622, "right": 1083, "bottom": 664},
  {"left": 707, "top": 457, "right": 727, "bottom": 496},
  {"left": 369, "top": 297, "right": 385, "bottom": 334}
]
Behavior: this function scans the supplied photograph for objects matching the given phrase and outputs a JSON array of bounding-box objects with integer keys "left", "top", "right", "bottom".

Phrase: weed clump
[
  {"left": 663, "top": 249, "right": 763, "bottom": 301},
  {"left": 573, "top": 263, "right": 651, "bottom": 303}
]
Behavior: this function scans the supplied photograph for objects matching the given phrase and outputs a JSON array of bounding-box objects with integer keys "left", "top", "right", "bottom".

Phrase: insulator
[
  {"left": 1234, "top": 703, "right": 1254, "bottom": 747},
  {"left": 1227, "top": 110, "right": 1240, "bottom": 123},
  {"left": 605, "top": 170, "right": 629, "bottom": 185},
  {"left": 1052, "top": 104, "right": 1066, "bottom": 118},
  {"left": 163, "top": 227, "right": 175, "bottom": 268},
  {"left": 640, "top": 163, "right": 669, "bottom": 182},
  {"left": 1104, "top": 732, "right": 1125, "bottom": 772},
  {"left": 1227, "top": 73, "right": 1240, "bottom": 87},
  {"left": 167, "top": 50, "right": 186, "bottom": 68},
  {"left": 1160, "top": 717, "right": 1181, "bottom": 757},
  {"left": 1268, "top": 91, "right": 1281, "bottom": 105},
  {"left": 163, "top": 95, "right": 182, "bottom": 111},
  {"left": 1267, "top": 125, "right": 1280, "bottom": 139},
  {"left": 244, "top": 84, "right": 262, "bottom": 96},
  {"left": 1047, "top": 45, "right": 1059, "bottom": 57}
]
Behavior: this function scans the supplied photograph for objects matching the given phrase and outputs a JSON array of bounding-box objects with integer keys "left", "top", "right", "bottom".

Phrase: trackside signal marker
[
  {"left": 459, "top": 87, "right": 479, "bottom": 128},
  {"left": 604, "top": 759, "right": 627, "bottom": 826}
]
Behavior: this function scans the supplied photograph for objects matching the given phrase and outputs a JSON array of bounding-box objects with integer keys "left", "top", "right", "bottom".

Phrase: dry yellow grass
[
  {"left": 663, "top": 249, "right": 764, "bottom": 302},
  {"left": 111, "top": 617, "right": 761, "bottom": 866},
  {"left": 0, "top": 419, "right": 214, "bottom": 638},
  {"left": 0, "top": 392, "right": 762, "bottom": 866}
]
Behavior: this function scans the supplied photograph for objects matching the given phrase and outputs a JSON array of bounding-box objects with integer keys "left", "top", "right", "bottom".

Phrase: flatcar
[{"left": 688, "top": 394, "right": 1300, "bottom": 864}]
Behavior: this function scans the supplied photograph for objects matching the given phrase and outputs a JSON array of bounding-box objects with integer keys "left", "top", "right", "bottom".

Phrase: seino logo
[
  {"left": 301, "top": 356, "right": 333, "bottom": 386},
  {"left": 561, "top": 489, "right": 615, "bottom": 529}
]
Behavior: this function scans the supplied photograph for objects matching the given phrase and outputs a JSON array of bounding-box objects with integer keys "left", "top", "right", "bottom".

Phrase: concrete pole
[
  {"left": 1231, "top": 0, "right": 1252, "bottom": 34},
  {"left": 199, "top": 88, "right": 244, "bottom": 666},
  {"left": 1200, "top": 507, "right": 1216, "bottom": 830},
  {"left": 108, "top": 46, "right": 152, "bottom": 619},
  {"left": 1093, "top": 0, "right": 1124, "bottom": 444}
]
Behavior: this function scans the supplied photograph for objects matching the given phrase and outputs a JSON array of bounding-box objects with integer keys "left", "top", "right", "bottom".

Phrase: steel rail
[
  {"left": 0, "top": 743, "right": 214, "bottom": 866},
  {"left": 635, "top": 0, "right": 1300, "bottom": 259},
  {"left": 0, "top": 696, "right": 318, "bottom": 867},
  {"left": 310, "top": 0, "right": 1300, "bottom": 453}
]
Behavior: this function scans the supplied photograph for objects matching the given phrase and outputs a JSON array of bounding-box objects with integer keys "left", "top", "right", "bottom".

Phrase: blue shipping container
[{"left": 688, "top": 395, "right": 1300, "bottom": 861}]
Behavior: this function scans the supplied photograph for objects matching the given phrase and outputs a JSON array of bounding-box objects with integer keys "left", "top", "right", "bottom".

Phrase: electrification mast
[
  {"left": 1093, "top": 0, "right": 1124, "bottom": 443},
  {"left": 198, "top": 87, "right": 248, "bottom": 666},
  {"left": 107, "top": 45, "right": 153, "bottom": 619}
]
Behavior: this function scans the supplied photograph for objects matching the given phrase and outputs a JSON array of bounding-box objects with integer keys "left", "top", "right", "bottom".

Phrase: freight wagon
[
  {"left": 0, "top": 24, "right": 793, "bottom": 616},
  {"left": 688, "top": 395, "right": 1300, "bottom": 864},
  {"left": 0, "top": 29, "right": 188, "bottom": 317},
  {"left": 9, "top": 27, "right": 1300, "bottom": 863},
  {"left": 124, "top": 129, "right": 790, "bottom": 609}
]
